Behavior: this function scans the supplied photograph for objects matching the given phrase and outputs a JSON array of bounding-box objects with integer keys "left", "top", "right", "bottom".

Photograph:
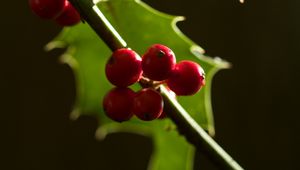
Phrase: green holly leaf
[{"left": 46, "top": 0, "right": 229, "bottom": 169}]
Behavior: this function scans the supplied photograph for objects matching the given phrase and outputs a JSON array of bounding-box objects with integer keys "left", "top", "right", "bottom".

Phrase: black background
[{"left": 0, "top": 0, "right": 299, "bottom": 169}]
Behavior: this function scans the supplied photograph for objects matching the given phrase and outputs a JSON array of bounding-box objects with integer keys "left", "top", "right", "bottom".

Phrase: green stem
[
  {"left": 161, "top": 88, "right": 243, "bottom": 170},
  {"left": 68, "top": 0, "right": 244, "bottom": 169},
  {"left": 70, "top": 0, "right": 126, "bottom": 51}
]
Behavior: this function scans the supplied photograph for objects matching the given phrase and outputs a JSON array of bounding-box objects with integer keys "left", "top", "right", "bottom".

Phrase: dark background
[{"left": 0, "top": 0, "right": 299, "bottom": 169}]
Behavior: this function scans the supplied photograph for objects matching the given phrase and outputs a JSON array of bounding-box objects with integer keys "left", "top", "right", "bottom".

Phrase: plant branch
[
  {"left": 70, "top": 0, "right": 126, "bottom": 51},
  {"left": 68, "top": 0, "right": 244, "bottom": 169},
  {"left": 161, "top": 88, "right": 243, "bottom": 170}
]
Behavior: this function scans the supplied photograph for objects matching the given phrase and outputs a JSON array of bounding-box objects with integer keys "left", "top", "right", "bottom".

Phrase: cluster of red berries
[
  {"left": 103, "top": 44, "right": 205, "bottom": 122},
  {"left": 29, "top": 0, "right": 81, "bottom": 26}
]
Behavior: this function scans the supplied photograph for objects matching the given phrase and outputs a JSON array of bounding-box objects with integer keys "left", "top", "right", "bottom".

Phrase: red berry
[
  {"left": 55, "top": 1, "right": 81, "bottom": 26},
  {"left": 29, "top": 0, "right": 65, "bottom": 19},
  {"left": 105, "top": 48, "right": 143, "bottom": 87},
  {"left": 103, "top": 87, "right": 135, "bottom": 122},
  {"left": 133, "top": 88, "right": 163, "bottom": 121},
  {"left": 142, "top": 44, "right": 176, "bottom": 81},
  {"left": 167, "top": 60, "right": 205, "bottom": 96}
]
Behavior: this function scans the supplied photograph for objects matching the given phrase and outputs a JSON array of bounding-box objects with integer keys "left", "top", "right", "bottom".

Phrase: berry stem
[
  {"left": 68, "top": 0, "right": 244, "bottom": 169},
  {"left": 161, "top": 87, "right": 244, "bottom": 170},
  {"left": 68, "top": 0, "right": 126, "bottom": 51}
]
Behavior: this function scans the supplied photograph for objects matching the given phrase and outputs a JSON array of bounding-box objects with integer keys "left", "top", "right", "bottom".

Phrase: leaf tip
[
  {"left": 207, "top": 125, "right": 216, "bottom": 137},
  {"left": 213, "top": 56, "right": 231, "bottom": 69},
  {"left": 190, "top": 45, "right": 231, "bottom": 69},
  {"left": 44, "top": 41, "right": 67, "bottom": 51},
  {"left": 70, "top": 108, "right": 81, "bottom": 120},
  {"left": 171, "top": 16, "right": 186, "bottom": 30},
  {"left": 95, "top": 127, "right": 108, "bottom": 140},
  {"left": 173, "top": 16, "right": 186, "bottom": 23},
  {"left": 59, "top": 52, "right": 79, "bottom": 69},
  {"left": 190, "top": 45, "right": 205, "bottom": 55}
]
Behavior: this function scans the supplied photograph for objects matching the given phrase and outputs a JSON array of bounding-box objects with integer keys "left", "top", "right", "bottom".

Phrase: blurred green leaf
[{"left": 47, "top": 0, "right": 229, "bottom": 169}]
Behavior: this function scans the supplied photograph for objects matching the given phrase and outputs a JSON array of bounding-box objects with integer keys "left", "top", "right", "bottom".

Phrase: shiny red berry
[
  {"left": 167, "top": 60, "right": 205, "bottom": 96},
  {"left": 133, "top": 88, "right": 163, "bottom": 121},
  {"left": 55, "top": 1, "right": 81, "bottom": 26},
  {"left": 103, "top": 87, "right": 135, "bottom": 122},
  {"left": 142, "top": 44, "right": 176, "bottom": 81},
  {"left": 29, "top": 0, "right": 65, "bottom": 19},
  {"left": 105, "top": 48, "right": 143, "bottom": 87}
]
